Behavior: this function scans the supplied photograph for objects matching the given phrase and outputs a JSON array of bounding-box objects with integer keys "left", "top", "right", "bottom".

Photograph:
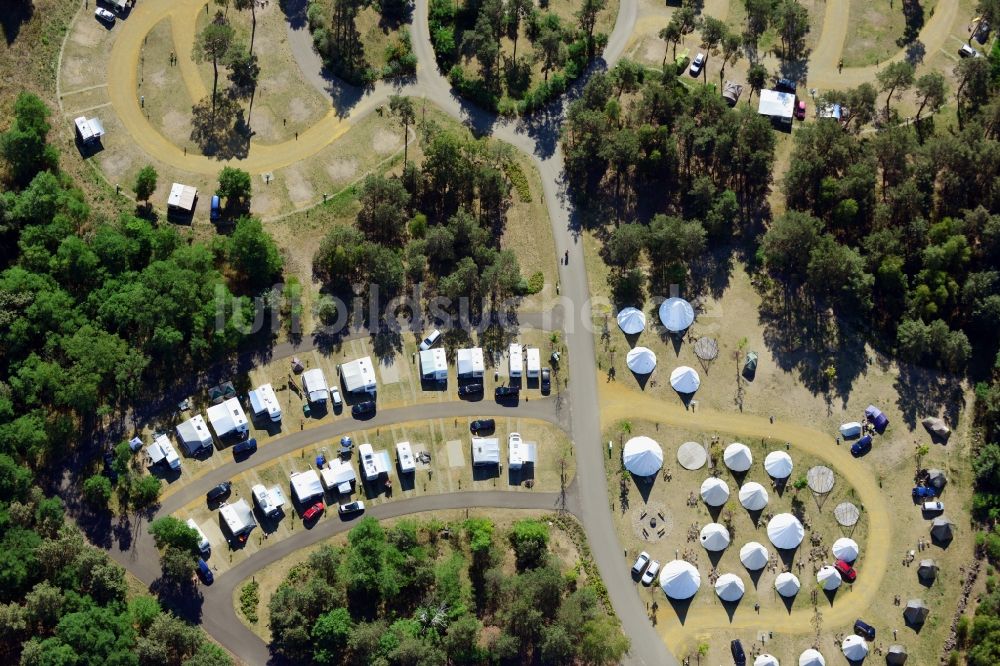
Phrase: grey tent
[
  {"left": 903, "top": 599, "right": 929, "bottom": 625},
  {"left": 917, "top": 559, "right": 938, "bottom": 581},
  {"left": 921, "top": 417, "right": 951, "bottom": 440},
  {"left": 886, "top": 645, "right": 907, "bottom": 664},
  {"left": 927, "top": 469, "right": 947, "bottom": 491},
  {"left": 930, "top": 517, "right": 954, "bottom": 543}
]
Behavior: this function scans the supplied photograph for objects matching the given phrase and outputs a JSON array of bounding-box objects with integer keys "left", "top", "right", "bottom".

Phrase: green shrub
[
  {"left": 240, "top": 580, "right": 260, "bottom": 624},
  {"left": 526, "top": 271, "right": 545, "bottom": 294},
  {"left": 504, "top": 161, "right": 532, "bottom": 202}
]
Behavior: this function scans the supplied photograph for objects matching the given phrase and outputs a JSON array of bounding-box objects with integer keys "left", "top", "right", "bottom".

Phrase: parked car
[
  {"left": 922, "top": 500, "right": 945, "bottom": 513},
  {"left": 912, "top": 485, "right": 938, "bottom": 499},
  {"left": 458, "top": 383, "right": 483, "bottom": 397},
  {"left": 794, "top": 100, "right": 807, "bottom": 120},
  {"left": 975, "top": 19, "right": 990, "bottom": 44},
  {"left": 541, "top": 368, "right": 551, "bottom": 394},
  {"left": 95, "top": 7, "right": 116, "bottom": 23},
  {"left": 352, "top": 400, "right": 376, "bottom": 418},
  {"left": 731, "top": 639, "right": 747, "bottom": 666},
  {"left": 330, "top": 386, "right": 343, "bottom": 408},
  {"left": 495, "top": 385, "right": 519, "bottom": 400},
  {"left": 232, "top": 438, "right": 257, "bottom": 457},
  {"left": 302, "top": 502, "right": 324, "bottom": 521},
  {"left": 206, "top": 482, "right": 232, "bottom": 503},
  {"left": 470, "top": 419, "right": 495, "bottom": 434},
  {"left": 689, "top": 53, "right": 705, "bottom": 77},
  {"left": 850, "top": 435, "right": 873, "bottom": 457},
  {"left": 854, "top": 618, "right": 876, "bottom": 640},
  {"left": 641, "top": 559, "right": 661, "bottom": 585},
  {"left": 210, "top": 195, "right": 221, "bottom": 222},
  {"left": 196, "top": 558, "right": 214, "bottom": 585},
  {"left": 776, "top": 77, "right": 797, "bottom": 93},
  {"left": 631, "top": 551, "right": 650, "bottom": 576},
  {"left": 834, "top": 559, "right": 857, "bottom": 582},
  {"left": 103, "top": 451, "right": 119, "bottom": 482},
  {"left": 419, "top": 329, "right": 441, "bottom": 351},
  {"left": 338, "top": 500, "right": 365, "bottom": 515},
  {"left": 959, "top": 43, "right": 981, "bottom": 58}
]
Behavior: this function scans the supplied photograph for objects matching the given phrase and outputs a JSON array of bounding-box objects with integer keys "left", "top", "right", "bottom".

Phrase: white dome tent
[
  {"left": 616, "top": 307, "right": 646, "bottom": 335},
  {"left": 699, "top": 523, "right": 731, "bottom": 551},
  {"left": 714, "top": 573, "right": 745, "bottom": 601},
  {"left": 767, "top": 513, "right": 805, "bottom": 549},
  {"left": 740, "top": 542, "right": 769, "bottom": 570},
  {"left": 817, "top": 565, "right": 842, "bottom": 590},
  {"left": 739, "top": 482, "right": 769, "bottom": 510},
  {"left": 764, "top": 451, "right": 794, "bottom": 479},
  {"left": 841, "top": 635, "right": 869, "bottom": 661},
  {"left": 700, "top": 477, "right": 730, "bottom": 506},
  {"left": 755, "top": 655, "right": 780, "bottom": 666},
  {"left": 774, "top": 572, "right": 801, "bottom": 597},
  {"left": 724, "top": 443, "right": 753, "bottom": 472},
  {"left": 659, "top": 560, "right": 701, "bottom": 599},
  {"left": 832, "top": 537, "right": 860, "bottom": 563},
  {"left": 626, "top": 347, "right": 657, "bottom": 375},
  {"left": 669, "top": 366, "right": 701, "bottom": 393},
  {"left": 798, "top": 649, "right": 825, "bottom": 666},
  {"left": 622, "top": 436, "right": 664, "bottom": 477},
  {"left": 658, "top": 297, "right": 695, "bottom": 332}
]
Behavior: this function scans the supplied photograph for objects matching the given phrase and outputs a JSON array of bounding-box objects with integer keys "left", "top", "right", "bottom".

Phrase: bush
[
  {"left": 240, "top": 580, "right": 260, "bottom": 624},
  {"left": 525, "top": 271, "right": 545, "bottom": 294},
  {"left": 82, "top": 474, "right": 113, "bottom": 507},
  {"left": 504, "top": 161, "right": 532, "bottom": 202}
]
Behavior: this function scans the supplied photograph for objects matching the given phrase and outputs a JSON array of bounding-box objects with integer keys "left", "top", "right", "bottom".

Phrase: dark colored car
[
  {"left": 302, "top": 502, "right": 324, "bottom": 521},
  {"left": 495, "top": 385, "right": 519, "bottom": 400},
  {"left": 541, "top": 368, "right": 551, "bottom": 394},
  {"left": 470, "top": 419, "right": 495, "bottom": 434},
  {"left": 352, "top": 400, "right": 376, "bottom": 418},
  {"left": 210, "top": 195, "right": 221, "bottom": 222},
  {"left": 730, "top": 639, "right": 747, "bottom": 665},
  {"left": 196, "top": 558, "right": 214, "bottom": 585},
  {"left": 850, "top": 435, "right": 872, "bottom": 457},
  {"left": 232, "top": 438, "right": 257, "bottom": 457},
  {"left": 835, "top": 559, "right": 857, "bottom": 582},
  {"left": 206, "top": 481, "right": 232, "bottom": 503},
  {"left": 775, "top": 77, "right": 797, "bottom": 93},
  {"left": 103, "top": 451, "right": 119, "bottom": 482},
  {"left": 794, "top": 100, "right": 807, "bottom": 120},
  {"left": 458, "top": 383, "right": 483, "bottom": 397},
  {"left": 912, "top": 485, "right": 938, "bottom": 499},
  {"left": 854, "top": 618, "right": 876, "bottom": 640}
]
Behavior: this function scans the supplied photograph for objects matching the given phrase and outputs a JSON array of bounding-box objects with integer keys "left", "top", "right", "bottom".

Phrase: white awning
[
  {"left": 767, "top": 513, "right": 804, "bottom": 549},
  {"left": 739, "top": 542, "right": 769, "bottom": 570},
  {"left": 699, "top": 523, "right": 731, "bottom": 551},
  {"left": 816, "top": 565, "right": 842, "bottom": 590},
  {"left": 659, "top": 560, "right": 700, "bottom": 599},
  {"left": 739, "top": 482, "right": 769, "bottom": 510},
  {"left": 723, "top": 442, "right": 752, "bottom": 472},
  {"left": 700, "top": 477, "right": 730, "bottom": 506},
  {"left": 764, "top": 451, "right": 793, "bottom": 478},
  {"left": 714, "top": 573, "right": 745, "bottom": 601}
]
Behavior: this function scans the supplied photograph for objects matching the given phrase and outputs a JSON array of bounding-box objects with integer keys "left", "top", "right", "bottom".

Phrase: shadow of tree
[
  {"left": 1, "top": 0, "right": 32, "bottom": 45},
  {"left": 190, "top": 96, "right": 251, "bottom": 160},
  {"left": 894, "top": 363, "right": 967, "bottom": 430}
]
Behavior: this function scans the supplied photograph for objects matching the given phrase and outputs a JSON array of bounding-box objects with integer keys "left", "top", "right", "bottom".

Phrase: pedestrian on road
[{"left": 564, "top": 249, "right": 569, "bottom": 264}]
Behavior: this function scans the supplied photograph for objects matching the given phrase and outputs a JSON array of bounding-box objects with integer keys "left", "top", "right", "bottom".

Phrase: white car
[
  {"left": 641, "top": 559, "right": 661, "bottom": 585},
  {"left": 329, "top": 386, "right": 343, "bottom": 408},
  {"left": 95, "top": 7, "right": 115, "bottom": 23},
  {"left": 419, "top": 329, "right": 441, "bottom": 351},
  {"left": 689, "top": 53, "right": 705, "bottom": 77},
  {"left": 631, "top": 551, "right": 650, "bottom": 576},
  {"left": 923, "top": 501, "right": 944, "bottom": 512},
  {"left": 959, "top": 43, "right": 980, "bottom": 58}
]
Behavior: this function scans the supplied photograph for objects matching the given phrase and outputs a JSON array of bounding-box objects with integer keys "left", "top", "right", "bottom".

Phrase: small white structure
[
  {"left": 419, "top": 348, "right": 448, "bottom": 381},
  {"left": 755, "top": 655, "right": 780, "bottom": 666},
  {"left": 456, "top": 347, "right": 485, "bottom": 378},
  {"left": 700, "top": 523, "right": 731, "bottom": 551},
  {"left": 616, "top": 307, "right": 646, "bottom": 334},
  {"left": 774, "top": 572, "right": 801, "bottom": 597},
  {"left": 841, "top": 635, "right": 868, "bottom": 661},
  {"left": 724, "top": 443, "right": 753, "bottom": 472},
  {"left": 764, "top": 451, "right": 794, "bottom": 478},
  {"left": 74, "top": 116, "right": 105, "bottom": 144},
  {"left": 669, "top": 366, "right": 700, "bottom": 393},
  {"left": 816, "top": 565, "right": 842, "bottom": 590},
  {"left": 622, "top": 436, "right": 664, "bottom": 477},
  {"left": 471, "top": 437, "right": 500, "bottom": 466},
  {"left": 290, "top": 470, "right": 324, "bottom": 504},
  {"left": 798, "top": 649, "right": 826, "bottom": 666},
  {"left": 659, "top": 560, "right": 701, "bottom": 599},
  {"left": 626, "top": 347, "right": 657, "bottom": 375},
  {"left": 220, "top": 499, "right": 256, "bottom": 537},
  {"left": 739, "top": 542, "right": 769, "bottom": 570},
  {"left": 508, "top": 434, "right": 536, "bottom": 470},
  {"left": 767, "top": 513, "right": 805, "bottom": 549},
  {"left": 739, "top": 482, "right": 769, "bottom": 511},
  {"left": 302, "top": 368, "right": 329, "bottom": 403},
  {"left": 758, "top": 89, "right": 795, "bottom": 125},
  {"left": 714, "top": 573, "right": 745, "bottom": 601},
  {"left": 251, "top": 483, "right": 282, "bottom": 518},
  {"left": 167, "top": 183, "right": 198, "bottom": 214},
  {"left": 839, "top": 422, "right": 863, "bottom": 438},
  {"left": 248, "top": 384, "right": 281, "bottom": 422},
  {"left": 832, "top": 537, "right": 859, "bottom": 562},
  {"left": 508, "top": 344, "right": 523, "bottom": 378},
  {"left": 658, "top": 297, "right": 695, "bottom": 332},
  {"left": 206, "top": 398, "right": 248, "bottom": 439},
  {"left": 147, "top": 434, "right": 180, "bottom": 470},
  {"left": 321, "top": 460, "right": 356, "bottom": 494},
  {"left": 700, "top": 477, "right": 730, "bottom": 506},
  {"left": 396, "top": 441, "right": 416, "bottom": 473},
  {"left": 341, "top": 356, "right": 377, "bottom": 393},
  {"left": 175, "top": 414, "right": 213, "bottom": 455},
  {"left": 185, "top": 519, "right": 210, "bottom": 554},
  {"left": 358, "top": 443, "right": 380, "bottom": 480},
  {"left": 526, "top": 348, "right": 541, "bottom": 378}
]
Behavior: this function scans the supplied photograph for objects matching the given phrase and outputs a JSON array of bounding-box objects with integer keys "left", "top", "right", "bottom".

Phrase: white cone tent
[
  {"left": 841, "top": 635, "right": 869, "bottom": 661},
  {"left": 700, "top": 477, "right": 731, "bottom": 506},
  {"left": 714, "top": 573, "right": 745, "bottom": 601},
  {"left": 724, "top": 443, "right": 753, "bottom": 472},
  {"left": 659, "top": 560, "right": 701, "bottom": 599},
  {"left": 739, "top": 482, "right": 769, "bottom": 510},
  {"left": 670, "top": 366, "right": 701, "bottom": 393},
  {"left": 832, "top": 537, "right": 860, "bottom": 563},
  {"left": 755, "top": 655, "right": 780, "bottom": 666},
  {"left": 764, "top": 451, "right": 794, "bottom": 478},
  {"left": 622, "top": 436, "right": 664, "bottom": 477},
  {"left": 700, "top": 523, "right": 731, "bottom": 551},
  {"left": 659, "top": 297, "right": 695, "bottom": 332},
  {"left": 626, "top": 347, "right": 657, "bottom": 375},
  {"left": 617, "top": 307, "right": 646, "bottom": 334},
  {"left": 798, "top": 649, "right": 825, "bottom": 666},
  {"left": 767, "top": 513, "right": 805, "bottom": 549},
  {"left": 817, "top": 565, "right": 842, "bottom": 590},
  {"left": 774, "top": 572, "right": 801, "bottom": 597},
  {"left": 740, "top": 542, "right": 769, "bottom": 570}
]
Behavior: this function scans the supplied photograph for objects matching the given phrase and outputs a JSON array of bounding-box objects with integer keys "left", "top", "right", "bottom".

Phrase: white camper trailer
[
  {"left": 526, "top": 348, "right": 540, "bottom": 378},
  {"left": 419, "top": 348, "right": 448, "bottom": 381},
  {"left": 248, "top": 383, "right": 282, "bottom": 422},
  {"left": 396, "top": 441, "right": 416, "bottom": 473},
  {"left": 302, "top": 368, "right": 329, "bottom": 403},
  {"left": 206, "top": 398, "right": 249, "bottom": 439},
  {"left": 175, "top": 414, "right": 213, "bottom": 455},
  {"left": 456, "top": 347, "right": 485, "bottom": 378},
  {"left": 147, "top": 434, "right": 181, "bottom": 470},
  {"left": 509, "top": 344, "right": 523, "bottom": 378},
  {"left": 290, "top": 470, "right": 324, "bottom": 504},
  {"left": 341, "top": 356, "right": 377, "bottom": 394}
]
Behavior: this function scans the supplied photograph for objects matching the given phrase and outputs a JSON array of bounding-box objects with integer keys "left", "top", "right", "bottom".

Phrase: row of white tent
[
  {"left": 616, "top": 298, "right": 695, "bottom": 335},
  {"left": 690, "top": 639, "right": 875, "bottom": 665},
  {"left": 623, "top": 437, "right": 796, "bottom": 487},
  {"left": 623, "top": 348, "right": 702, "bottom": 393}
]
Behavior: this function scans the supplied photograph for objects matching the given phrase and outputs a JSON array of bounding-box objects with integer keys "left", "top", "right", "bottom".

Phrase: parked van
[
  {"left": 186, "top": 518, "right": 210, "bottom": 555},
  {"left": 210, "top": 195, "right": 221, "bottom": 222}
]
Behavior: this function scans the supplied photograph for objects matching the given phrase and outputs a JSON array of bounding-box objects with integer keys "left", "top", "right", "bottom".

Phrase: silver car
[
  {"left": 641, "top": 560, "right": 660, "bottom": 585},
  {"left": 689, "top": 53, "right": 705, "bottom": 77}
]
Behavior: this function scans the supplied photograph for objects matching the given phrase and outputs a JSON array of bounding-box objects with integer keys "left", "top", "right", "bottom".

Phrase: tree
[
  {"left": 127, "top": 595, "right": 162, "bottom": 633},
  {"left": 133, "top": 165, "right": 157, "bottom": 204},
  {"left": 700, "top": 17, "right": 727, "bottom": 84},
  {"left": 761, "top": 210, "right": 823, "bottom": 280},
  {"left": 82, "top": 474, "right": 113, "bottom": 507},
  {"left": 775, "top": 0, "right": 809, "bottom": 58},
  {"left": 184, "top": 642, "right": 234, "bottom": 666},
  {"left": 535, "top": 15, "right": 567, "bottom": 82},
  {"left": 954, "top": 56, "right": 991, "bottom": 129},
  {"left": 509, "top": 519, "right": 550, "bottom": 570},
  {"left": 577, "top": 0, "right": 605, "bottom": 53},
  {"left": 719, "top": 31, "right": 742, "bottom": 85},
  {"left": 216, "top": 166, "right": 252, "bottom": 211},
  {"left": 659, "top": 21, "right": 683, "bottom": 64},
  {"left": 226, "top": 46, "right": 260, "bottom": 103},
  {"left": 129, "top": 475, "right": 161, "bottom": 508},
  {"left": 193, "top": 13, "right": 235, "bottom": 116},
  {"left": 388, "top": 95, "right": 416, "bottom": 166},
  {"left": 506, "top": 0, "right": 531, "bottom": 61},
  {"left": 137, "top": 613, "right": 202, "bottom": 665},
  {"left": 913, "top": 71, "right": 947, "bottom": 125},
  {"left": 876, "top": 61, "right": 915, "bottom": 120},
  {"left": 356, "top": 174, "right": 411, "bottom": 247},
  {"left": 0, "top": 92, "right": 58, "bottom": 186},
  {"left": 747, "top": 62, "right": 768, "bottom": 104},
  {"left": 160, "top": 546, "right": 197, "bottom": 583},
  {"left": 312, "top": 608, "right": 353, "bottom": 665},
  {"left": 227, "top": 216, "right": 283, "bottom": 289},
  {"left": 232, "top": 0, "right": 261, "bottom": 54},
  {"left": 149, "top": 516, "right": 202, "bottom": 555}
]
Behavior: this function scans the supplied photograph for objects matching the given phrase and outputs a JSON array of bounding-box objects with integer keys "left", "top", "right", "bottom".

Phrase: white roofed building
[
  {"left": 248, "top": 383, "right": 282, "bottom": 422},
  {"left": 758, "top": 90, "right": 795, "bottom": 124},
  {"left": 302, "top": 368, "right": 329, "bottom": 403},
  {"left": 397, "top": 441, "right": 416, "bottom": 473},
  {"left": 526, "top": 348, "right": 540, "bottom": 377},
  {"left": 290, "top": 470, "right": 324, "bottom": 504},
  {"left": 509, "top": 344, "right": 523, "bottom": 378},
  {"left": 341, "top": 356, "right": 377, "bottom": 393},
  {"left": 508, "top": 433, "right": 537, "bottom": 470},
  {"left": 167, "top": 183, "right": 198, "bottom": 214},
  {"left": 175, "top": 414, "right": 213, "bottom": 455},
  {"left": 472, "top": 437, "right": 500, "bottom": 466},
  {"left": 321, "top": 460, "right": 357, "bottom": 494},
  {"left": 206, "top": 397, "right": 248, "bottom": 439},
  {"left": 419, "top": 348, "right": 448, "bottom": 381},
  {"left": 220, "top": 499, "right": 256, "bottom": 538},
  {"left": 74, "top": 116, "right": 105, "bottom": 144},
  {"left": 359, "top": 443, "right": 380, "bottom": 480},
  {"left": 457, "top": 347, "right": 485, "bottom": 377},
  {"left": 147, "top": 434, "right": 181, "bottom": 470}
]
